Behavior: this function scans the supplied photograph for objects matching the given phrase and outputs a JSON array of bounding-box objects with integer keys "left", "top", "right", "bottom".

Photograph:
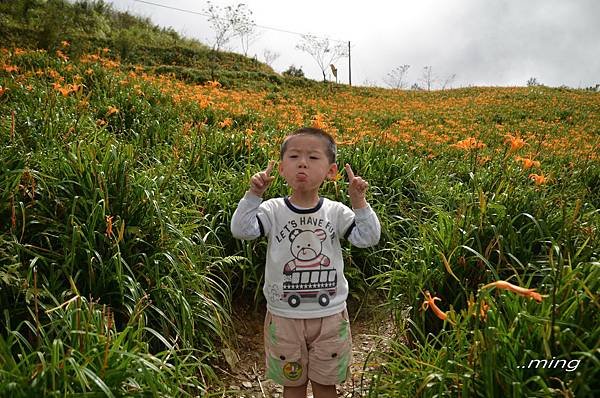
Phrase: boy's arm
[
  {"left": 231, "top": 161, "right": 276, "bottom": 240},
  {"left": 230, "top": 191, "right": 268, "bottom": 240},
  {"left": 347, "top": 204, "right": 381, "bottom": 248},
  {"left": 343, "top": 164, "right": 380, "bottom": 247}
]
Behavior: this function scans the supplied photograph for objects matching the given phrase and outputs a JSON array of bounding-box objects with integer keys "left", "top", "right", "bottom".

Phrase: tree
[
  {"left": 262, "top": 49, "right": 280, "bottom": 68},
  {"left": 419, "top": 66, "right": 436, "bottom": 91},
  {"left": 283, "top": 65, "right": 304, "bottom": 78},
  {"left": 441, "top": 73, "right": 457, "bottom": 90},
  {"left": 231, "top": 5, "right": 259, "bottom": 56},
  {"left": 527, "top": 77, "right": 541, "bottom": 87},
  {"left": 383, "top": 64, "right": 410, "bottom": 89},
  {"left": 296, "top": 34, "right": 348, "bottom": 82},
  {"left": 204, "top": 2, "right": 252, "bottom": 51}
]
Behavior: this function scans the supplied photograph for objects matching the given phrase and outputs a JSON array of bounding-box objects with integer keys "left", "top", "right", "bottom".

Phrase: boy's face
[{"left": 278, "top": 135, "right": 337, "bottom": 194}]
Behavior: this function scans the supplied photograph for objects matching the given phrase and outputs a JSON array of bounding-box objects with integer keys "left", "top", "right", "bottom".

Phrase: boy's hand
[
  {"left": 249, "top": 160, "right": 276, "bottom": 197},
  {"left": 345, "top": 163, "right": 368, "bottom": 209}
]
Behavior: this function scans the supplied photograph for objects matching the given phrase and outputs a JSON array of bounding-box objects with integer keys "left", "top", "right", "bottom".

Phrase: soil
[{"left": 209, "top": 298, "right": 396, "bottom": 397}]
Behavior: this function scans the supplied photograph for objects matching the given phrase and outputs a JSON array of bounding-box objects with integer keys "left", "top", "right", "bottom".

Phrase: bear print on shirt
[{"left": 281, "top": 228, "right": 337, "bottom": 308}]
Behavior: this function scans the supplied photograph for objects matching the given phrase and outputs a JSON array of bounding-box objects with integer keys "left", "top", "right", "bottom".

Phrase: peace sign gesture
[
  {"left": 345, "top": 163, "right": 368, "bottom": 209},
  {"left": 249, "top": 160, "right": 276, "bottom": 197}
]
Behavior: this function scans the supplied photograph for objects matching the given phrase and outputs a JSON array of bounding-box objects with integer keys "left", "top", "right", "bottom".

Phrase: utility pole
[{"left": 348, "top": 41, "right": 352, "bottom": 86}]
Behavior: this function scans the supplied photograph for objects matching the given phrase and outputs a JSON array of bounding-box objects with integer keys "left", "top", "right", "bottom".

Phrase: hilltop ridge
[{"left": 0, "top": 0, "right": 322, "bottom": 89}]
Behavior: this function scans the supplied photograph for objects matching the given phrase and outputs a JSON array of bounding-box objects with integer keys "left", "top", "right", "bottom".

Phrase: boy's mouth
[{"left": 296, "top": 172, "right": 308, "bottom": 180}]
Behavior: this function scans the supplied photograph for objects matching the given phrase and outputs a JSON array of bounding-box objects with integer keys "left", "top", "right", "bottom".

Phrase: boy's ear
[{"left": 327, "top": 163, "right": 338, "bottom": 180}]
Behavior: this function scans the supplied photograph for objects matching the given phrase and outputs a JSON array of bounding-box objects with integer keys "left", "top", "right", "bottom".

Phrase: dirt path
[{"left": 210, "top": 300, "right": 395, "bottom": 397}]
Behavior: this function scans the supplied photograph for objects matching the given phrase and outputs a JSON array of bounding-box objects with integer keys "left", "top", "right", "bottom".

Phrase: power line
[
  {"left": 130, "top": 0, "right": 352, "bottom": 85},
  {"left": 131, "top": 0, "right": 346, "bottom": 43}
]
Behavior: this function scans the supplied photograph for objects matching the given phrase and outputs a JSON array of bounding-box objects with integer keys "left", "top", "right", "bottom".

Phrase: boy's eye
[
  {"left": 310, "top": 156, "right": 319, "bottom": 159},
  {"left": 290, "top": 155, "right": 298, "bottom": 158}
]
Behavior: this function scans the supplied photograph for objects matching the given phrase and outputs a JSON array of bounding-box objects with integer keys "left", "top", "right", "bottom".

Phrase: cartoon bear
[{"left": 283, "top": 228, "right": 330, "bottom": 274}]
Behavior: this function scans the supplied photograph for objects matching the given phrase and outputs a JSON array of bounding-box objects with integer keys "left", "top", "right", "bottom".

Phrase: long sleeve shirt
[{"left": 231, "top": 191, "right": 381, "bottom": 318}]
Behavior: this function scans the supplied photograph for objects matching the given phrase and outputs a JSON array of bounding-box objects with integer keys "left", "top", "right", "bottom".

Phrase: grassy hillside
[
  {"left": 0, "top": 0, "right": 313, "bottom": 89},
  {"left": 1, "top": 1, "right": 599, "bottom": 397}
]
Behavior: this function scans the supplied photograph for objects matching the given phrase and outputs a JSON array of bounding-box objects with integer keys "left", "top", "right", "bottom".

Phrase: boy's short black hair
[{"left": 280, "top": 127, "right": 337, "bottom": 164}]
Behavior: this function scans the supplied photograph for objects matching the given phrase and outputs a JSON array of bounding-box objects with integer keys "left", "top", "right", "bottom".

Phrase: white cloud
[{"left": 105, "top": 0, "right": 600, "bottom": 88}]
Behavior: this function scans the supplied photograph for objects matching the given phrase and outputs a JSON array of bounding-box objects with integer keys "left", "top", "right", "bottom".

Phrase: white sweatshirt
[{"left": 231, "top": 192, "right": 381, "bottom": 319}]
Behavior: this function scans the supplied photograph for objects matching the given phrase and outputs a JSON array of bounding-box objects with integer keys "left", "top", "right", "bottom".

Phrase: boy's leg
[
  {"left": 264, "top": 311, "right": 309, "bottom": 388},
  {"left": 311, "top": 381, "right": 337, "bottom": 398},
  {"left": 306, "top": 309, "right": 352, "bottom": 386},
  {"left": 283, "top": 384, "right": 308, "bottom": 398}
]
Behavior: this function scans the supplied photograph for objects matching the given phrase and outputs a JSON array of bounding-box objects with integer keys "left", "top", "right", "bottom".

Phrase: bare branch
[
  {"left": 383, "top": 64, "right": 410, "bottom": 89},
  {"left": 262, "top": 49, "right": 280, "bottom": 68},
  {"left": 296, "top": 35, "right": 348, "bottom": 82}
]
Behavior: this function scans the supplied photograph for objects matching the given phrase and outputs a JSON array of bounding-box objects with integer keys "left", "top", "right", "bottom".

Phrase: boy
[{"left": 231, "top": 127, "right": 380, "bottom": 398}]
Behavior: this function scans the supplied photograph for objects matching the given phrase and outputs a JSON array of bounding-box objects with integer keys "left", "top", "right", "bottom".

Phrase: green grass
[{"left": 1, "top": 2, "right": 599, "bottom": 395}]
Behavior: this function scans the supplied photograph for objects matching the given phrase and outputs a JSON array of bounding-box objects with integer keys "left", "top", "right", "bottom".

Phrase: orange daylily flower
[
  {"left": 528, "top": 173, "right": 548, "bottom": 185},
  {"left": 57, "top": 86, "right": 71, "bottom": 96},
  {"left": 480, "top": 301, "right": 490, "bottom": 319},
  {"left": 244, "top": 128, "right": 255, "bottom": 151},
  {"left": 105, "top": 215, "right": 114, "bottom": 238},
  {"left": 205, "top": 80, "right": 221, "bottom": 88},
  {"left": 106, "top": 106, "right": 119, "bottom": 116},
  {"left": 311, "top": 113, "right": 327, "bottom": 129},
  {"left": 61, "top": 40, "right": 70, "bottom": 47},
  {"left": 64, "top": 83, "right": 80, "bottom": 95},
  {"left": 477, "top": 155, "right": 491, "bottom": 165},
  {"left": 52, "top": 83, "right": 80, "bottom": 96},
  {"left": 451, "top": 137, "right": 486, "bottom": 150},
  {"left": 421, "top": 291, "right": 455, "bottom": 324},
  {"left": 56, "top": 50, "right": 69, "bottom": 61},
  {"left": 3, "top": 65, "right": 18, "bottom": 73},
  {"left": 196, "top": 95, "right": 212, "bottom": 109},
  {"left": 504, "top": 134, "right": 526, "bottom": 152},
  {"left": 481, "top": 280, "right": 544, "bottom": 302},
  {"left": 81, "top": 54, "right": 100, "bottom": 63},
  {"left": 102, "top": 59, "right": 120, "bottom": 69},
  {"left": 47, "top": 69, "right": 62, "bottom": 80},
  {"left": 468, "top": 296, "right": 490, "bottom": 321},
  {"left": 516, "top": 156, "right": 540, "bottom": 169},
  {"left": 219, "top": 118, "right": 233, "bottom": 128},
  {"left": 0, "top": 86, "right": 6, "bottom": 96}
]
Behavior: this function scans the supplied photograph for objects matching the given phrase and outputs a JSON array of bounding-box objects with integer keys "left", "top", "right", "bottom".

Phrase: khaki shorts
[{"left": 264, "top": 309, "right": 352, "bottom": 387}]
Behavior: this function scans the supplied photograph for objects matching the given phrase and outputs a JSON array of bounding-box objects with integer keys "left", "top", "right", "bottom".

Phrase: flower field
[{"left": 1, "top": 44, "right": 599, "bottom": 397}]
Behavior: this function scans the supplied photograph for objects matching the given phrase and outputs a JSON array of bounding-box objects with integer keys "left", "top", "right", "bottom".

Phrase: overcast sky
[{"left": 105, "top": 0, "right": 600, "bottom": 88}]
